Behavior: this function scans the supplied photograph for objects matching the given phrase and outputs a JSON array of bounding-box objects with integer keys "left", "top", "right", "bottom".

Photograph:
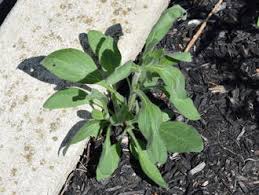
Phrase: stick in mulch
[{"left": 184, "top": 0, "right": 224, "bottom": 52}]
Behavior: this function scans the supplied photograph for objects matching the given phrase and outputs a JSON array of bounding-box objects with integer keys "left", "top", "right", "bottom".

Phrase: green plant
[{"left": 41, "top": 5, "right": 203, "bottom": 188}]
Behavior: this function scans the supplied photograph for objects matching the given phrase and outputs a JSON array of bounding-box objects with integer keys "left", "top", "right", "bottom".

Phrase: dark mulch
[{"left": 62, "top": 0, "right": 259, "bottom": 194}]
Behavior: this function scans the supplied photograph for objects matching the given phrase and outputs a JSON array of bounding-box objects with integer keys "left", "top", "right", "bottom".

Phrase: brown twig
[{"left": 184, "top": 0, "right": 224, "bottom": 52}]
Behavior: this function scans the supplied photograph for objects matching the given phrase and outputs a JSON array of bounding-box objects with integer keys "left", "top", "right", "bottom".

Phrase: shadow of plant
[
  {"left": 0, "top": 0, "right": 17, "bottom": 25},
  {"left": 17, "top": 23, "right": 124, "bottom": 155},
  {"left": 58, "top": 120, "right": 90, "bottom": 155}
]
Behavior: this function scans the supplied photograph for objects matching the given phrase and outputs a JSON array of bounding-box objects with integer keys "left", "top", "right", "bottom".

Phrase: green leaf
[
  {"left": 137, "top": 91, "right": 167, "bottom": 164},
  {"left": 43, "top": 88, "right": 89, "bottom": 109},
  {"left": 147, "top": 131, "right": 167, "bottom": 164},
  {"left": 159, "top": 55, "right": 178, "bottom": 66},
  {"left": 171, "top": 96, "right": 201, "bottom": 120},
  {"left": 128, "top": 129, "right": 167, "bottom": 188},
  {"left": 142, "top": 49, "right": 179, "bottom": 67},
  {"left": 129, "top": 138, "right": 146, "bottom": 160},
  {"left": 161, "top": 66, "right": 187, "bottom": 99},
  {"left": 138, "top": 149, "right": 168, "bottom": 188},
  {"left": 144, "top": 65, "right": 200, "bottom": 120},
  {"left": 96, "top": 127, "right": 121, "bottom": 181},
  {"left": 160, "top": 121, "right": 203, "bottom": 152},
  {"left": 88, "top": 30, "right": 106, "bottom": 55},
  {"left": 166, "top": 52, "right": 192, "bottom": 62},
  {"left": 41, "top": 48, "right": 97, "bottom": 83},
  {"left": 91, "top": 109, "right": 104, "bottom": 120},
  {"left": 88, "top": 30, "right": 121, "bottom": 72},
  {"left": 99, "top": 36, "right": 121, "bottom": 72},
  {"left": 87, "top": 89, "right": 109, "bottom": 111},
  {"left": 137, "top": 91, "right": 162, "bottom": 137},
  {"left": 162, "top": 108, "right": 174, "bottom": 121},
  {"left": 98, "top": 82, "right": 124, "bottom": 103},
  {"left": 80, "top": 69, "right": 104, "bottom": 84},
  {"left": 112, "top": 104, "right": 133, "bottom": 124},
  {"left": 128, "top": 131, "right": 168, "bottom": 188},
  {"left": 70, "top": 120, "right": 100, "bottom": 145},
  {"left": 142, "top": 49, "right": 164, "bottom": 65},
  {"left": 105, "top": 61, "right": 135, "bottom": 85},
  {"left": 257, "top": 17, "right": 259, "bottom": 28},
  {"left": 143, "top": 75, "right": 160, "bottom": 88},
  {"left": 144, "top": 5, "right": 186, "bottom": 54},
  {"left": 162, "top": 112, "right": 170, "bottom": 122}
]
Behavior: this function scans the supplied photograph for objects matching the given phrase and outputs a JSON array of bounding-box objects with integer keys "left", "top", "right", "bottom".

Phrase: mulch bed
[{"left": 62, "top": 0, "right": 259, "bottom": 194}]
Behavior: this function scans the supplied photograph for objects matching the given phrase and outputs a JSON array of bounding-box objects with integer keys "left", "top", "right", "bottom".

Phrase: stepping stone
[{"left": 0, "top": 0, "right": 169, "bottom": 194}]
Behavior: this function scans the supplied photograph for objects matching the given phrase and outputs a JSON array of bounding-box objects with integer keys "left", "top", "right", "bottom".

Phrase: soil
[{"left": 62, "top": 0, "right": 259, "bottom": 194}]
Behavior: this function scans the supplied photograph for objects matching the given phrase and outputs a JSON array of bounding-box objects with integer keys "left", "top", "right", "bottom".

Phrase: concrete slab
[{"left": 0, "top": 0, "right": 169, "bottom": 194}]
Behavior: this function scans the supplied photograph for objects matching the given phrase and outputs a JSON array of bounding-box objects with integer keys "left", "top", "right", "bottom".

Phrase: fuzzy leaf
[
  {"left": 166, "top": 52, "right": 192, "bottom": 62},
  {"left": 147, "top": 131, "right": 167, "bottom": 164},
  {"left": 137, "top": 91, "right": 162, "bottom": 137},
  {"left": 43, "top": 88, "right": 89, "bottom": 109},
  {"left": 41, "top": 48, "right": 97, "bottom": 83},
  {"left": 128, "top": 130, "right": 167, "bottom": 188},
  {"left": 87, "top": 89, "right": 108, "bottom": 110},
  {"left": 96, "top": 128, "right": 121, "bottom": 180},
  {"left": 70, "top": 120, "right": 100, "bottom": 145},
  {"left": 160, "top": 121, "right": 203, "bottom": 152},
  {"left": 137, "top": 91, "right": 167, "bottom": 164},
  {"left": 145, "top": 65, "right": 200, "bottom": 120},
  {"left": 88, "top": 30, "right": 106, "bottom": 55},
  {"left": 171, "top": 96, "right": 201, "bottom": 120},
  {"left": 162, "top": 112, "right": 170, "bottom": 122},
  {"left": 99, "top": 82, "right": 124, "bottom": 103},
  {"left": 106, "top": 61, "right": 135, "bottom": 85},
  {"left": 112, "top": 104, "right": 133, "bottom": 124},
  {"left": 129, "top": 138, "right": 146, "bottom": 160},
  {"left": 142, "top": 49, "right": 179, "bottom": 67},
  {"left": 99, "top": 36, "right": 121, "bottom": 72},
  {"left": 138, "top": 149, "right": 168, "bottom": 188},
  {"left": 142, "top": 49, "right": 164, "bottom": 65},
  {"left": 91, "top": 109, "right": 104, "bottom": 120},
  {"left": 144, "top": 5, "right": 186, "bottom": 54},
  {"left": 88, "top": 30, "right": 121, "bottom": 72}
]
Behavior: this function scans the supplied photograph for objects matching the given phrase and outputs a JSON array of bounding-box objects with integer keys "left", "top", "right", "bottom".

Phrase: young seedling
[{"left": 40, "top": 5, "right": 203, "bottom": 188}]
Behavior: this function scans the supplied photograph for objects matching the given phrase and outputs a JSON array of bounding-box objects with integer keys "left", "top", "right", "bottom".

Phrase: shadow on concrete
[
  {"left": 17, "top": 24, "right": 124, "bottom": 155},
  {"left": 0, "top": 0, "right": 17, "bottom": 25},
  {"left": 58, "top": 118, "right": 91, "bottom": 155}
]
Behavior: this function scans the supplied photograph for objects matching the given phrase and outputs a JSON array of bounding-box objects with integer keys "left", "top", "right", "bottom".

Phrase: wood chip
[
  {"left": 189, "top": 162, "right": 206, "bottom": 175},
  {"left": 202, "top": 180, "right": 209, "bottom": 187}
]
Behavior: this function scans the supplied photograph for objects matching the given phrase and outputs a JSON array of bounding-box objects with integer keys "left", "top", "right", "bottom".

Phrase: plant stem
[
  {"left": 128, "top": 72, "right": 141, "bottom": 111},
  {"left": 126, "top": 78, "right": 132, "bottom": 93},
  {"left": 128, "top": 93, "right": 136, "bottom": 111},
  {"left": 132, "top": 72, "right": 141, "bottom": 90},
  {"left": 111, "top": 93, "right": 119, "bottom": 113},
  {"left": 127, "top": 128, "right": 141, "bottom": 150}
]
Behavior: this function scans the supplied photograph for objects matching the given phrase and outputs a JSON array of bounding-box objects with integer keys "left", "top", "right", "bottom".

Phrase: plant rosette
[{"left": 38, "top": 5, "right": 203, "bottom": 188}]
